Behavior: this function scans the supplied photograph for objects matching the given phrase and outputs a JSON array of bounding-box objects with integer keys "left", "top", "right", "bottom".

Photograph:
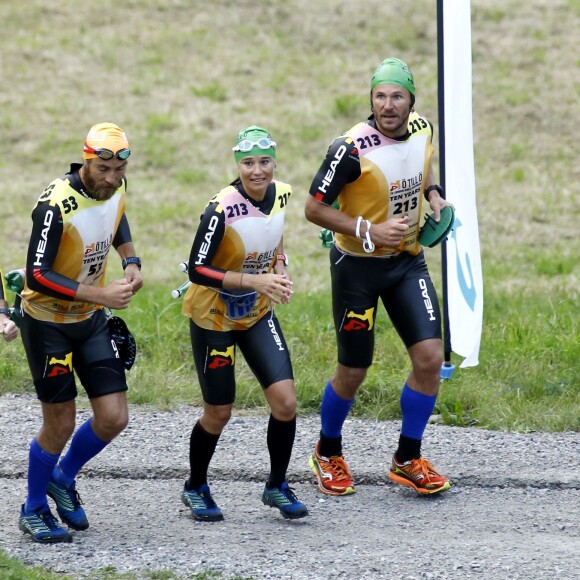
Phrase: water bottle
[
  {"left": 5, "top": 268, "right": 25, "bottom": 293},
  {"left": 171, "top": 280, "right": 191, "bottom": 299},
  {"left": 171, "top": 261, "right": 191, "bottom": 297}
]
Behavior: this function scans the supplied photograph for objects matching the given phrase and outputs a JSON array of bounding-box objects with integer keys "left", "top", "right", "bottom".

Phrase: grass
[
  {"left": 2, "top": 275, "right": 578, "bottom": 431},
  {"left": 1, "top": 1, "right": 579, "bottom": 578},
  {"left": 0, "top": 549, "right": 250, "bottom": 580},
  {"left": 0, "top": 550, "right": 72, "bottom": 580},
  {"left": 1, "top": 0, "right": 579, "bottom": 436}
]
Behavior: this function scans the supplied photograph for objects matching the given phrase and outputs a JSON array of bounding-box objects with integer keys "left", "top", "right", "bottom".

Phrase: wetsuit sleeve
[
  {"left": 308, "top": 137, "right": 361, "bottom": 205},
  {"left": 188, "top": 202, "right": 227, "bottom": 288},
  {"left": 112, "top": 214, "right": 132, "bottom": 248},
  {"left": 26, "top": 202, "right": 79, "bottom": 300}
]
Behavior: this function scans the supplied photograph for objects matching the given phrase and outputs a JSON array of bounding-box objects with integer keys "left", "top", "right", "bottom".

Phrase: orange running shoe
[
  {"left": 309, "top": 444, "right": 355, "bottom": 496},
  {"left": 389, "top": 455, "right": 451, "bottom": 494}
]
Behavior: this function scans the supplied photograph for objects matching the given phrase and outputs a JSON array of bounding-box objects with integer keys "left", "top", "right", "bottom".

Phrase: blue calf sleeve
[
  {"left": 400, "top": 384, "right": 437, "bottom": 441},
  {"left": 25, "top": 439, "right": 60, "bottom": 513},
  {"left": 320, "top": 380, "right": 354, "bottom": 439},
  {"left": 54, "top": 419, "right": 108, "bottom": 487}
]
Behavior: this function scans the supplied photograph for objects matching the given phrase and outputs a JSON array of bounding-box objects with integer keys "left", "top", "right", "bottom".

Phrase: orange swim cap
[{"left": 83, "top": 122, "right": 130, "bottom": 160}]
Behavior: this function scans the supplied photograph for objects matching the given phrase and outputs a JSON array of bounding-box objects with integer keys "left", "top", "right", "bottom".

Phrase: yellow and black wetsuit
[
  {"left": 308, "top": 114, "right": 442, "bottom": 367},
  {"left": 182, "top": 180, "right": 294, "bottom": 405},
  {"left": 21, "top": 163, "right": 131, "bottom": 323},
  {"left": 19, "top": 164, "right": 134, "bottom": 403}
]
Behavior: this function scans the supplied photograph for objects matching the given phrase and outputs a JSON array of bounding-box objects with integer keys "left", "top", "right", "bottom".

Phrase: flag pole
[{"left": 437, "top": 0, "right": 456, "bottom": 380}]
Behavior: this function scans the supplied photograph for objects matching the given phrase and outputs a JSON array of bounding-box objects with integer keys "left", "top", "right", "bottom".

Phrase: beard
[{"left": 81, "top": 167, "right": 121, "bottom": 201}]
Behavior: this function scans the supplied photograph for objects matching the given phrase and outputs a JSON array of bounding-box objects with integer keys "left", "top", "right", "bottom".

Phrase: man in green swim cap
[
  {"left": 371, "top": 57, "right": 416, "bottom": 94},
  {"left": 369, "top": 57, "right": 416, "bottom": 138},
  {"left": 305, "top": 57, "right": 454, "bottom": 498}
]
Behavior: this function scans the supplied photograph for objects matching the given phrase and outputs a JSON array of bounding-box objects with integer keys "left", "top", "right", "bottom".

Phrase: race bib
[{"left": 219, "top": 289, "right": 257, "bottom": 320}]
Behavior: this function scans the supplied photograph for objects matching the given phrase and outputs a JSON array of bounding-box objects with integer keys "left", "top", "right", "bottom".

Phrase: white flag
[{"left": 441, "top": 0, "right": 483, "bottom": 367}]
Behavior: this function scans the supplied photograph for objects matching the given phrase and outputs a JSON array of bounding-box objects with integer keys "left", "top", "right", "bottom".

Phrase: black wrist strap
[
  {"left": 122, "top": 257, "right": 141, "bottom": 270},
  {"left": 424, "top": 184, "right": 443, "bottom": 202}
]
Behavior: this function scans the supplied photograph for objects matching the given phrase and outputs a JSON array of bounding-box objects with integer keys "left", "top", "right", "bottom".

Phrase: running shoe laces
[
  {"left": 322, "top": 455, "right": 351, "bottom": 481},
  {"left": 262, "top": 482, "right": 308, "bottom": 519},
  {"left": 181, "top": 483, "right": 224, "bottom": 522},
  {"left": 47, "top": 479, "right": 89, "bottom": 530},
  {"left": 389, "top": 456, "right": 451, "bottom": 494},
  {"left": 309, "top": 444, "right": 356, "bottom": 496},
  {"left": 19, "top": 505, "right": 72, "bottom": 543}
]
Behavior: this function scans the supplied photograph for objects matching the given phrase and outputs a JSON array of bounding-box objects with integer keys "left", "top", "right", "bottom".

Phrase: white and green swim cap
[{"left": 232, "top": 125, "right": 277, "bottom": 162}]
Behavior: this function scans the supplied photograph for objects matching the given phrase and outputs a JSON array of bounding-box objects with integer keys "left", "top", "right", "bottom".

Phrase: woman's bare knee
[
  {"left": 269, "top": 394, "right": 297, "bottom": 421},
  {"left": 201, "top": 404, "right": 232, "bottom": 434},
  {"left": 265, "top": 380, "right": 297, "bottom": 420}
]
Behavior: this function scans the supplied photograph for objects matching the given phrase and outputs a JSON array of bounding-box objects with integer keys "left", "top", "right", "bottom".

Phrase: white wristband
[
  {"left": 355, "top": 216, "right": 364, "bottom": 239},
  {"left": 363, "top": 220, "right": 375, "bottom": 253}
]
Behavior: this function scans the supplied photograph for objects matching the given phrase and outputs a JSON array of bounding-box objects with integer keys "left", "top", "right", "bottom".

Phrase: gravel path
[{"left": 0, "top": 394, "right": 578, "bottom": 579}]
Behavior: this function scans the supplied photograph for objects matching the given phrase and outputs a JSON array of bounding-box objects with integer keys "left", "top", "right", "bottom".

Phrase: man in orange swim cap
[{"left": 18, "top": 122, "right": 143, "bottom": 543}]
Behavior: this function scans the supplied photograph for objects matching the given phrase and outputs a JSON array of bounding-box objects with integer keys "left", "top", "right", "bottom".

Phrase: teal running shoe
[
  {"left": 19, "top": 504, "right": 72, "bottom": 543},
  {"left": 181, "top": 483, "right": 224, "bottom": 522},
  {"left": 47, "top": 479, "right": 89, "bottom": 530},
  {"left": 262, "top": 482, "right": 308, "bottom": 519}
]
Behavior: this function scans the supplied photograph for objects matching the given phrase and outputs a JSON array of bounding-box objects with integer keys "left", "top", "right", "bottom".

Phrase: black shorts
[
  {"left": 330, "top": 246, "right": 442, "bottom": 368},
  {"left": 20, "top": 309, "right": 127, "bottom": 404},
  {"left": 189, "top": 312, "right": 294, "bottom": 406}
]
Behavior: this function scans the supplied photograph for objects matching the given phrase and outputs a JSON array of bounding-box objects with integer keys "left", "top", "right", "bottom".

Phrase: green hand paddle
[{"left": 418, "top": 205, "right": 455, "bottom": 248}]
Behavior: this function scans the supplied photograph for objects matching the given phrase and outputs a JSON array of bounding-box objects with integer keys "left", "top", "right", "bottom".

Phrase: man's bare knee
[
  {"left": 38, "top": 402, "right": 76, "bottom": 452},
  {"left": 92, "top": 410, "right": 128, "bottom": 441},
  {"left": 331, "top": 365, "right": 367, "bottom": 399}
]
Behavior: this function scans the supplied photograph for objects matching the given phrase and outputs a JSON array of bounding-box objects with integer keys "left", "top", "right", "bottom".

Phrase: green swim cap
[
  {"left": 232, "top": 125, "right": 277, "bottom": 162},
  {"left": 370, "top": 58, "right": 415, "bottom": 95}
]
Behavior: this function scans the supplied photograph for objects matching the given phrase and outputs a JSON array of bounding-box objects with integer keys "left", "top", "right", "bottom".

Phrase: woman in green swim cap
[{"left": 180, "top": 125, "right": 308, "bottom": 522}]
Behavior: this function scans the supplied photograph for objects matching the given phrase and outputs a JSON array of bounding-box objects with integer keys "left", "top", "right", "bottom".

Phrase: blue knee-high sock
[
  {"left": 53, "top": 419, "right": 108, "bottom": 487},
  {"left": 400, "top": 383, "right": 437, "bottom": 441},
  {"left": 25, "top": 439, "right": 60, "bottom": 513},
  {"left": 320, "top": 380, "right": 355, "bottom": 439}
]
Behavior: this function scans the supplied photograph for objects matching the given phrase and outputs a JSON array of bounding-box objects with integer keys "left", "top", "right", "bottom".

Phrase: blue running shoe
[
  {"left": 262, "top": 482, "right": 308, "bottom": 519},
  {"left": 47, "top": 479, "right": 89, "bottom": 530},
  {"left": 19, "top": 504, "right": 72, "bottom": 543},
  {"left": 181, "top": 483, "right": 224, "bottom": 522}
]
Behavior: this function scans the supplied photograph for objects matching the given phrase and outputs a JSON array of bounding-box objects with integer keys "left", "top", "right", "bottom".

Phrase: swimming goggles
[
  {"left": 83, "top": 145, "right": 131, "bottom": 160},
  {"left": 232, "top": 138, "right": 276, "bottom": 153}
]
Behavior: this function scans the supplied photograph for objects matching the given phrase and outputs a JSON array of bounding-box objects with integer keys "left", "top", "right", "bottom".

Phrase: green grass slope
[{"left": 0, "top": 0, "right": 578, "bottom": 431}]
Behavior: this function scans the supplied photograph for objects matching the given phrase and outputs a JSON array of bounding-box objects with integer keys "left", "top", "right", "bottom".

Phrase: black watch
[
  {"left": 424, "top": 184, "right": 444, "bottom": 202},
  {"left": 0, "top": 307, "right": 11, "bottom": 317},
  {"left": 122, "top": 257, "right": 142, "bottom": 270}
]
